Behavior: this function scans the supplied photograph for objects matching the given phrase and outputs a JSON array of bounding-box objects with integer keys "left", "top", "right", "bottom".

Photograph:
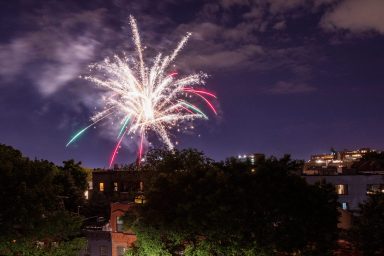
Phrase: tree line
[
  {"left": 124, "top": 148, "right": 384, "bottom": 256},
  {"left": 123, "top": 149, "right": 339, "bottom": 255},
  {"left": 1, "top": 144, "right": 383, "bottom": 255},
  {"left": 0, "top": 144, "right": 88, "bottom": 255}
]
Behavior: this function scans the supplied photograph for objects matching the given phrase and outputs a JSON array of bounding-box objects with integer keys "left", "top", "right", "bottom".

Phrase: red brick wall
[{"left": 110, "top": 202, "right": 137, "bottom": 256}]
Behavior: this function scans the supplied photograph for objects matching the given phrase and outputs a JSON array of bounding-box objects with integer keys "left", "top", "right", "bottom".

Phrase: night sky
[{"left": 1, "top": 0, "right": 384, "bottom": 168}]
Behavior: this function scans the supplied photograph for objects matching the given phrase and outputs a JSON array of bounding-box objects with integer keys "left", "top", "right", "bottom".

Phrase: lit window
[
  {"left": 116, "top": 216, "right": 124, "bottom": 232},
  {"left": 367, "top": 184, "right": 384, "bottom": 195},
  {"left": 135, "top": 194, "right": 146, "bottom": 204},
  {"left": 113, "top": 182, "right": 118, "bottom": 192},
  {"left": 342, "top": 202, "right": 348, "bottom": 210},
  {"left": 99, "top": 182, "right": 104, "bottom": 192},
  {"left": 335, "top": 184, "right": 348, "bottom": 195},
  {"left": 100, "top": 246, "right": 108, "bottom": 256}
]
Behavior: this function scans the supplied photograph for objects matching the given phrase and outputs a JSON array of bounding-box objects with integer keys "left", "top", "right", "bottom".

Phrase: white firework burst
[{"left": 67, "top": 16, "right": 217, "bottom": 166}]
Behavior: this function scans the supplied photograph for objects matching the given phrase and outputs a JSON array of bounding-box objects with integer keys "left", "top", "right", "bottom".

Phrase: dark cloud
[
  {"left": 266, "top": 81, "right": 316, "bottom": 94},
  {"left": 2, "top": 0, "right": 367, "bottom": 96}
]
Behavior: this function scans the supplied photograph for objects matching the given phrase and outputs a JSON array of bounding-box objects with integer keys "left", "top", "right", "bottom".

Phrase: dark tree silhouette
[
  {"left": 124, "top": 148, "right": 339, "bottom": 256},
  {"left": 350, "top": 194, "right": 384, "bottom": 256},
  {"left": 0, "top": 144, "right": 86, "bottom": 255}
]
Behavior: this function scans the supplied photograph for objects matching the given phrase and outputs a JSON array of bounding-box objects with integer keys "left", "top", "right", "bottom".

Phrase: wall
[
  {"left": 80, "top": 230, "right": 111, "bottom": 256},
  {"left": 110, "top": 202, "right": 137, "bottom": 256},
  {"left": 304, "top": 174, "right": 384, "bottom": 211}
]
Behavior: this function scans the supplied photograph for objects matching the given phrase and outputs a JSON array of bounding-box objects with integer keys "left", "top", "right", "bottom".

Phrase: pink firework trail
[
  {"left": 138, "top": 131, "right": 145, "bottom": 165},
  {"left": 109, "top": 128, "right": 129, "bottom": 168}
]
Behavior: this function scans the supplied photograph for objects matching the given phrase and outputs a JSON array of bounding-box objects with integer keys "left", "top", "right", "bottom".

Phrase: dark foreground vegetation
[
  {"left": 124, "top": 149, "right": 384, "bottom": 256},
  {"left": 124, "top": 149, "right": 340, "bottom": 255},
  {"left": 0, "top": 144, "right": 88, "bottom": 255},
  {"left": 1, "top": 144, "right": 383, "bottom": 255}
]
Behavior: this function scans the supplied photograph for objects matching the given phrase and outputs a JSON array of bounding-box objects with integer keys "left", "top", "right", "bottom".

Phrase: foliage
[
  {"left": 61, "top": 159, "right": 88, "bottom": 191},
  {"left": 352, "top": 151, "right": 384, "bottom": 172},
  {"left": 0, "top": 144, "right": 87, "bottom": 255},
  {"left": 125, "top": 226, "right": 172, "bottom": 256},
  {"left": 54, "top": 160, "right": 88, "bottom": 213},
  {"left": 0, "top": 144, "right": 60, "bottom": 236},
  {"left": 124, "top": 148, "right": 339, "bottom": 255},
  {"left": 0, "top": 237, "right": 86, "bottom": 256},
  {"left": 350, "top": 194, "right": 384, "bottom": 255}
]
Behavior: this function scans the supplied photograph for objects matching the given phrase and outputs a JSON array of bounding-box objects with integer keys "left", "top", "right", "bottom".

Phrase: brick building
[
  {"left": 80, "top": 230, "right": 111, "bottom": 256},
  {"left": 110, "top": 202, "right": 137, "bottom": 256},
  {"left": 90, "top": 170, "right": 144, "bottom": 203}
]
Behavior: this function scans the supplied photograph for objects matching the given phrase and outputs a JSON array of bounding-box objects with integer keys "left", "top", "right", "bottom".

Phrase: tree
[
  {"left": 0, "top": 237, "right": 85, "bottom": 256},
  {"left": 352, "top": 151, "right": 384, "bottom": 172},
  {"left": 123, "top": 149, "right": 339, "bottom": 255},
  {"left": 350, "top": 194, "right": 384, "bottom": 255},
  {"left": 0, "top": 144, "right": 86, "bottom": 255},
  {"left": 0, "top": 144, "right": 60, "bottom": 236},
  {"left": 61, "top": 159, "right": 89, "bottom": 191},
  {"left": 54, "top": 160, "right": 88, "bottom": 213}
]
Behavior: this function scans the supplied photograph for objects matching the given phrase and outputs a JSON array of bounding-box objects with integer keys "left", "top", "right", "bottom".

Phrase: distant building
[
  {"left": 304, "top": 174, "right": 384, "bottom": 212},
  {"left": 237, "top": 153, "right": 265, "bottom": 172},
  {"left": 237, "top": 153, "right": 265, "bottom": 165},
  {"left": 303, "top": 148, "right": 374, "bottom": 175},
  {"left": 302, "top": 148, "right": 384, "bottom": 229}
]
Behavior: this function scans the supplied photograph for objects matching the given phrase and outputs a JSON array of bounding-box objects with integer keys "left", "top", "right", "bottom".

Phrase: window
[
  {"left": 341, "top": 202, "right": 349, "bottom": 210},
  {"left": 367, "top": 184, "right": 384, "bottom": 195},
  {"left": 117, "top": 246, "right": 126, "bottom": 256},
  {"left": 100, "top": 246, "right": 108, "bottom": 256},
  {"left": 116, "top": 216, "right": 124, "bottom": 232},
  {"left": 113, "top": 182, "right": 118, "bottom": 191},
  {"left": 135, "top": 194, "right": 146, "bottom": 204},
  {"left": 335, "top": 184, "right": 348, "bottom": 195},
  {"left": 99, "top": 182, "right": 104, "bottom": 192}
]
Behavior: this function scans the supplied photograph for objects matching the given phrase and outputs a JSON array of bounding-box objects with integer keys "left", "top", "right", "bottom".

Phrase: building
[
  {"left": 91, "top": 170, "right": 141, "bottom": 201},
  {"left": 237, "top": 153, "right": 265, "bottom": 165},
  {"left": 81, "top": 169, "right": 147, "bottom": 256},
  {"left": 90, "top": 170, "right": 148, "bottom": 203},
  {"left": 80, "top": 202, "right": 138, "bottom": 256},
  {"left": 302, "top": 148, "right": 384, "bottom": 229},
  {"left": 303, "top": 148, "right": 374, "bottom": 175},
  {"left": 237, "top": 153, "right": 265, "bottom": 172},
  {"left": 304, "top": 174, "right": 384, "bottom": 212},
  {"left": 80, "top": 231, "right": 111, "bottom": 256},
  {"left": 110, "top": 202, "right": 137, "bottom": 256}
]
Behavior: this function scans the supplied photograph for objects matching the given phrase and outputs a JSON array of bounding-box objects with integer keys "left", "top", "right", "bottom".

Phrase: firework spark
[{"left": 67, "top": 16, "right": 217, "bottom": 167}]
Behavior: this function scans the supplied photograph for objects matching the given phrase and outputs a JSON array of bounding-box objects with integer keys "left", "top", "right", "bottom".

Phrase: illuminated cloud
[{"left": 321, "top": 0, "right": 384, "bottom": 34}]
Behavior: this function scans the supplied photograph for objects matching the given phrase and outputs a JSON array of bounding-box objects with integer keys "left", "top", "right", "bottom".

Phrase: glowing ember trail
[{"left": 66, "top": 16, "right": 217, "bottom": 167}]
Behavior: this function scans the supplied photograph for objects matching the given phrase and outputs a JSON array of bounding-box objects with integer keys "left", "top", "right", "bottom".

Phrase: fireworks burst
[{"left": 67, "top": 16, "right": 217, "bottom": 167}]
